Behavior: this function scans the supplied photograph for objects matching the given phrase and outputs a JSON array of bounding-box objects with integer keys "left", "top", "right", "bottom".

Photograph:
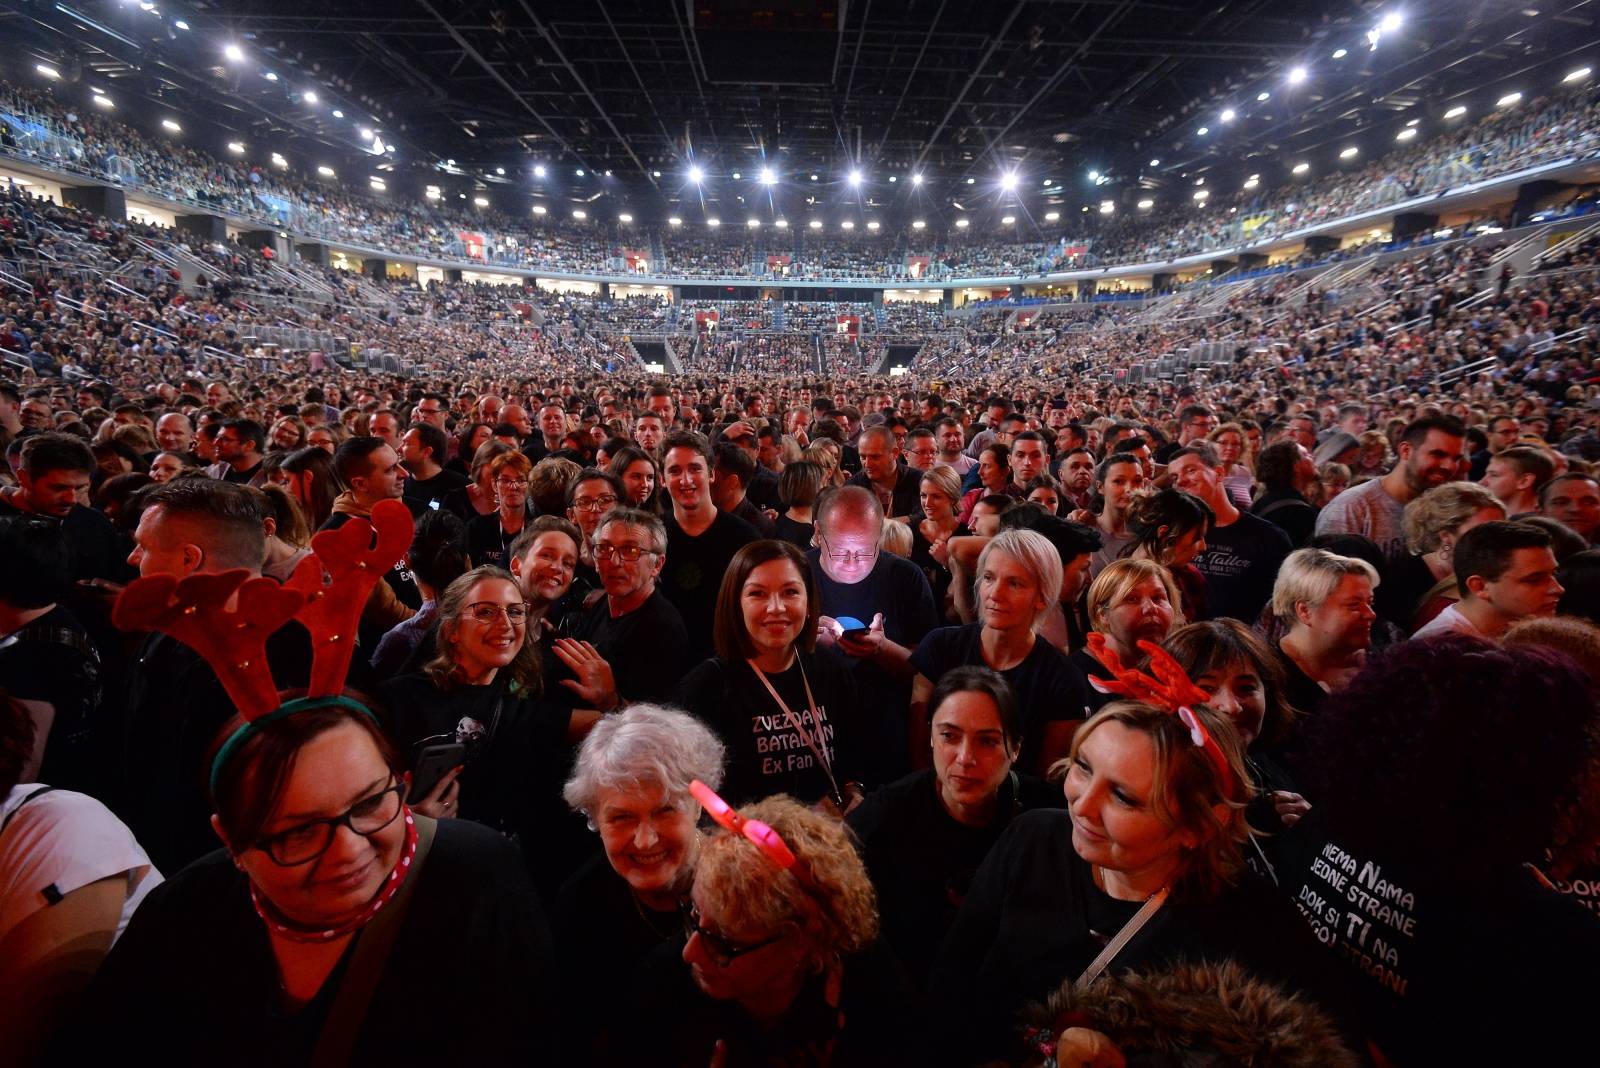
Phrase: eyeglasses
[
  {"left": 494, "top": 477, "right": 529, "bottom": 489},
  {"left": 571, "top": 494, "right": 619, "bottom": 513},
  {"left": 252, "top": 782, "right": 404, "bottom": 867},
  {"left": 680, "top": 900, "right": 784, "bottom": 967},
  {"left": 465, "top": 601, "right": 532, "bottom": 625},
  {"left": 818, "top": 534, "right": 877, "bottom": 566},
  {"left": 593, "top": 543, "right": 656, "bottom": 563}
]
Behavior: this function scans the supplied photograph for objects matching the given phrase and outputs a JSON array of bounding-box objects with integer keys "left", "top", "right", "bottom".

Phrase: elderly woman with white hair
[
  {"left": 1271, "top": 547, "right": 1380, "bottom": 728},
  {"left": 908, "top": 529, "right": 1093, "bottom": 775},
  {"left": 553, "top": 703, "right": 727, "bottom": 1062}
]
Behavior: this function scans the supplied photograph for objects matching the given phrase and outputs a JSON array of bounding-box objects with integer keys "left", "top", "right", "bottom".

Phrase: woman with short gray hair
[{"left": 552, "top": 703, "right": 726, "bottom": 1061}]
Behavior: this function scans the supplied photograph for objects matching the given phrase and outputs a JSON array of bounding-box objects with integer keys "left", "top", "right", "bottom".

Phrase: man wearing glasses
[
  {"left": 556, "top": 507, "right": 689, "bottom": 707},
  {"left": 808, "top": 485, "right": 939, "bottom": 783},
  {"left": 411, "top": 392, "right": 450, "bottom": 432}
]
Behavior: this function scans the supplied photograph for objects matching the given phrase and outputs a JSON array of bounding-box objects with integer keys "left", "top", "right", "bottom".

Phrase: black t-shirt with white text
[{"left": 1192, "top": 511, "right": 1292, "bottom": 623}]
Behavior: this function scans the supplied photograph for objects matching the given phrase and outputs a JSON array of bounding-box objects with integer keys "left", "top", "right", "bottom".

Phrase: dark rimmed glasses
[
  {"left": 679, "top": 900, "right": 784, "bottom": 967},
  {"left": 252, "top": 781, "right": 404, "bottom": 866}
]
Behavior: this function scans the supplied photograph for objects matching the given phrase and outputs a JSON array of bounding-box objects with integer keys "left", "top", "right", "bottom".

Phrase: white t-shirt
[
  {"left": 1411, "top": 602, "right": 1483, "bottom": 641},
  {"left": 0, "top": 784, "right": 162, "bottom": 944}
]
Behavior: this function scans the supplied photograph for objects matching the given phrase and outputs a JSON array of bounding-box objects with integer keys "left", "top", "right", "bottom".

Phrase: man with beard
[{"left": 1315, "top": 415, "right": 1466, "bottom": 561}]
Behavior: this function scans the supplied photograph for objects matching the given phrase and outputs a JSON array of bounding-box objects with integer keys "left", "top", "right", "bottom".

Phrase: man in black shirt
[
  {"left": 657, "top": 430, "right": 759, "bottom": 661},
  {"left": 711, "top": 441, "right": 776, "bottom": 538},
  {"left": 1170, "top": 443, "right": 1292, "bottom": 622},
  {"left": 214, "top": 418, "right": 266, "bottom": 485},
  {"left": 0, "top": 432, "right": 130, "bottom": 583},
  {"left": 521, "top": 401, "right": 569, "bottom": 463},
  {"left": 401, "top": 422, "right": 469, "bottom": 516},
  {"left": 847, "top": 425, "right": 923, "bottom": 521}
]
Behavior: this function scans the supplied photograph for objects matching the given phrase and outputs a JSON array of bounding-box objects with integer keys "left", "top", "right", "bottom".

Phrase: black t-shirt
[
  {"left": 730, "top": 495, "right": 776, "bottom": 539},
  {"left": 1273, "top": 810, "right": 1600, "bottom": 1065},
  {"left": 404, "top": 468, "right": 470, "bottom": 517},
  {"left": 807, "top": 548, "right": 940, "bottom": 785},
  {"left": 0, "top": 604, "right": 104, "bottom": 795},
  {"left": 847, "top": 769, "right": 1065, "bottom": 985},
  {"left": 562, "top": 590, "right": 690, "bottom": 704},
  {"left": 930, "top": 808, "right": 1347, "bottom": 1065},
  {"left": 1250, "top": 488, "right": 1319, "bottom": 549},
  {"left": 552, "top": 853, "right": 682, "bottom": 1063},
  {"left": 464, "top": 507, "right": 534, "bottom": 571},
  {"left": 0, "top": 498, "right": 132, "bottom": 583},
  {"left": 772, "top": 513, "right": 814, "bottom": 551},
  {"left": 909, "top": 623, "right": 1092, "bottom": 761},
  {"left": 675, "top": 649, "right": 861, "bottom": 805},
  {"left": 65, "top": 821, "right": 553, "bottom": 1065},
  {"left": 660, "top": 509, "right": 760, "bottom": 662},
  {"left": 1192, "top": 511, "right": 1292, "bottom": 623}
]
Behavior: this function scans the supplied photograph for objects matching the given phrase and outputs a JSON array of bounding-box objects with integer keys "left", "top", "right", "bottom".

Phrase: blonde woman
[{"left": 1074, "top": 557, "right": 1183, "bottom": 713}]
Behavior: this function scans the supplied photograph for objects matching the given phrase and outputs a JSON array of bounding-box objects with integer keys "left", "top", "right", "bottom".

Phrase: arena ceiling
[{"left": 4, "top": 0, "right": 1598, "bottom": 222}]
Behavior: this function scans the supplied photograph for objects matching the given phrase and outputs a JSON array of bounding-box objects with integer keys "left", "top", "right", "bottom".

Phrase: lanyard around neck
[
  {"left": 748, "top": 656, "right": 841, "bottom": 803},
  {"left": 1075, "top": 882, "right": 1169, "bottom": 992}
]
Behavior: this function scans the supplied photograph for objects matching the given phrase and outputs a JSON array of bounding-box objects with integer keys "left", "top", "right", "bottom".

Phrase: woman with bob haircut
[
  {"left": 1275, "top": 635, "right": 1600, "bottom": 1065},
  {"left": 774, "top": 459, "right": 824, "bottom": 550},
  {"left": 70, "top": 700, "right": 553, "bottom": 1063},
  {"left": 932, "top": 669, "right": 1339, "bottom": 1066},
  {"left": 848, "top": 666, "right": 1066, "bottom": 985},
  {"left": 554, "top": 703, "right": 727, "bottom": 1062},
  {"left": 1075, "top": 558, "right": 1184, "bottom": 715},
  {"left": 1385, "top": 481, "right": 1504, "bottom": 633},
  {"left": 466, "top": 451, "right": 535, "bottom": 569},
  {"left": 1271, "top": 548, "right": 1379, "bottom": 723},
  {"left": 909, "top": 529, "right": 1088, "bottom": 776},
  {"left": 676, "top": 540, "right": 863, "bottom": 810},
  {"left": 635, "top": 793, "right": 929, "bottom": 1066}
]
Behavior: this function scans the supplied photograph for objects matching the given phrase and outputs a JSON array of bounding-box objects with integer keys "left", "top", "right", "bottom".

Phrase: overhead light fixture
[
  {"left": 1099, "top": 201, "right": 1114, "bottom": 215},
  {"left": 303, "top": 90, "right": 318, "bottom": 104},
  {"left": 1378, "top": 12, "right": 1402, "bottom": 33},
  {"left": 1194, "top": 189, "right": 1210, "bottom": 201},
  {"left": 604, "top": 170, "right": 612, "bottom": 177},
  {"left": 688, "top": 164, "right": 704, "bottom": 183},
  {"left": 1444, "top": 105, "right": 1468, "bottom": 118},
  {"left": 1288, "top": 66, "right": 1308, "bottom": 85},
  {"left": 359, "top": 127, "right": 373, "bottom": 139},
  {"left": 730, "top": 171, "right": 739, "bottom": 179},
  {"left": 849, "top": 169, "right": 864, "bottom": 187},
  {"left": 1197, "top": 126, "right": 1210, "bottom": 136},
  {"left": 1257, "top": 91, "right": 1270, "bottom": 101},
  {"left": 912, "top": 220, "right": 926, "bottom": 229},
  {"left": 839, "top": 220, "right": 854, "bottom": 230},
  {"left": 533, "top": 164, "right": 547, "bottom": 177},
  {"left": 317, "top": 165, "right": 335, "bottom": 176},
  {"left": 619, "top": 213, "right": 633, "bottom": 223},
  {"left": 1243, "top": 177, "right": 1259, "bottom": 189},
  {"left": 225, "top": 44, "right": 244, "bottom": 62},
  {"left": 1149, "top": 158, "right": 1160, "bottom": 167},
  {"left": 667, "top": 216, "right": 682, "bottom": 226},
  {"left": 955, "top": 218, "right": 969, "bottom": 228},
  {"left": 162, "top": 119, "right": 182, "bottom": 132},
  {"left": 1339, "top": 146, "right": 1359, "bottom": 158},
  {"left": 759, "top": 167, "right": 776, "bottom": 185},
  {"left": 1137, "top": 199, "right": 1154, "bottom": 209},
  {"left": 368, "top": 178, "right": 386, "bottom": 191},
  {"left": 532, "top": 204, "right": 547, "bottom": 215},
  {"left": 1088, "top": 169, "right": 1101, "bottom": 182},
  {"left": 1496, "top": 91, "right": 1522, "bottom": 107},
  {"left": 1045, "top": 211, "right": 1060, "bottom": 221},
  {"left": 889, "top": 176, "right": 898, "bottom": 183},
  {"left": 810, "top": 174, "right": 819, "bottom": 181},
  {"left": 1565, "top": 66, "right": 1592, "bottom": 83},
  {"left": 866, "top": 220, "right": 880, "bottom": 230},
  {"left": 1001, "top": 215, "right": 1016, "bottom": 225},
  {"left": 1396, "top": 127, "right": 1418, "bottom": 141},
  {"left": 473, "top": 196, "right": 488, "bottom": 207},
  {"left": 747, "top": 218, "right": 761, "bottom": 228},
  {"left": 1195, "top": 178, "right": 1205, "bottom": 186},
  {"left": 576, "top": 168, "right": 585, "bottom": 176},
  {"left": 911, "top": 173, "right": 924, "bottom": 186},
  {"left": 707, "top": 217, "right": 720, "bottom": 227},
  {"left": 808, "top": 219, "right": 823, "bottom": 229},
  {"left": 227, "top": 141, "right": 245, "bottom": 153},
  {"left": 92, "top": 95, "right": 114, "bottom": 109},
  {"left": 174, "top": 19, "right": 189, "bottom": 30},
  {"left": 1332, "top": 48, "right": 1348, "bottom": 59},
  {"left": 572, "top": 209, "right": 587, "bottom": 219},
  {"left": 775, "top": 219, "right": 788, "bottom": 228},
  {"left": 495, "top": 166, "right": 505, "bottom": 175},
  {"left": 1220, "top": 108, "right": 1236, "bottom": 122},
  {"left": 425, "top": 185, "right": 441, "bottom": 200},
  {"left": 965, "top": 177, "right": 975, "bottom": 185},
  {"left": 1293, "top": 161, "right": 1310, "bottom": 174},
  {"left": 263, "top": 71, "right": 278, "bottom": 82},
  {"left": 35, "top": 64, "right": 60, "bottom": 80},
  {"left": 1000, "top": 171, "right": 1019, "bottom": 191},
  {"left": 652, "top": 169, "right": 662, "bottom": 177},
  {"left": 271, "top": 153, "right": 287, "bottom": 168},
  {"left": 332, "top": 109, "right": 344, "bottom": 118}
]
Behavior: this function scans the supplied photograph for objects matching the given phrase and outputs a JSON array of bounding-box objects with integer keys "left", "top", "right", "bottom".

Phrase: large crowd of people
[{"left": 4, "top": 65, "right": 1600, "bottom": 1066}]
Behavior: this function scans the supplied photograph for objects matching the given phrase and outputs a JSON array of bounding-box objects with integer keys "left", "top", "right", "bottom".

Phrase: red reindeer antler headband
[
  {"left": 1084, "top": 633, "right": 1238, "bottom": 796},
  {"left": 112, "top": 498, "right": 415, "bottom": 792}
]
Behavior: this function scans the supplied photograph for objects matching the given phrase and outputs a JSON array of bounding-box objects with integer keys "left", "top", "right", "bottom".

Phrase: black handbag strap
[{"left": 310, "top": 813, "right": 439, "bottom": 1068}]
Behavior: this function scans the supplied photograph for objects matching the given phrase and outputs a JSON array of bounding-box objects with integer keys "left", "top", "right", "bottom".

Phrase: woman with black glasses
[
  {"left": 382, "top": 566, "right": 574, "bottom": 880},
  {"left": 67, "top": 697, "right": 553, "bottom": 1063},
  {"left": 466, "top": 451, "right": 536, "bottom": 569}
]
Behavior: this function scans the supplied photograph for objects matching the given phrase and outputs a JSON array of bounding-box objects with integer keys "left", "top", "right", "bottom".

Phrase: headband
[
  {"left": 114, "top": 498, "right": 415, "bottom": 792},
  {"left": 1083, "top": 633, "right": 1238, "bottom": 797}
]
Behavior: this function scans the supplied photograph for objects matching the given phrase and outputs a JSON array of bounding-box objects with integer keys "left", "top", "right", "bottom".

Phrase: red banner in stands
[
  {"left": 766, "top": 254, "right": 792, "bottom": 274},
  {"left": 906, "top": 255, "right": 931, "bottom": 279},
  {"left": 623, "top": 248, "right": 651, "bottom": 272},
  {"left": 835, "top": 315, "right": 859, "bottom": 337},
  {"left": 1017, "top": 311, "right": 1038, "bottom": 328},
  {"left": 696, "top": 310, "right": 720, "bottom": 331},
  {"left": 456, "top": 231, "right": 487, "bottom": 261},
  {"left": 512, "top": 302, "right": 533, "bottom": 321}
]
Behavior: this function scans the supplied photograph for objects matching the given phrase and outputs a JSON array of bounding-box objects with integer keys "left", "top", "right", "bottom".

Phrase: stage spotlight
[
  {"left": 911, "top": 173, "right": 924, "bottom": 186},
  {"left": 1220, "top": 108, "right": 1236, "bottom": 123},
  {"left": 759, "top": 167, "right": 776, "bottom": 185},
  {"left": 224, "top": 44, "right": 244, "bottom": 62},
  {"left": 534, "top": 164, "right": 547, "bottom": 177},
  {"left": 303, "top": 90, "right": 318, "bottom": 104},
  {"left": 227, "top": 142, "right": 245, "bottom": 153},
  {"left": 1288, "top": 66, "right": 1308, "bottom": 85},
  {"left": 688, "top": 165, "right": 705, "bottom": 184},
  {"left": 849, "top": 170, "right": 864, "bottom": 187},
  {"left": 1000, "top": 171, "right": 1019, "bottom": 191}
]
